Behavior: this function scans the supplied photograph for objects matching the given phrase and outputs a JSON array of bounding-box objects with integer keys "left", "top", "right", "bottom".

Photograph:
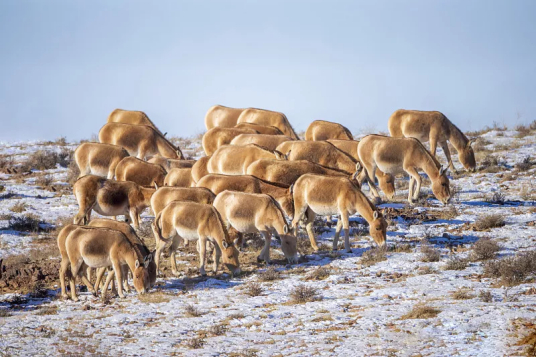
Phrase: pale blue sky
[{"left": 1, "top": 0, "right": 535, "bottom": 141}]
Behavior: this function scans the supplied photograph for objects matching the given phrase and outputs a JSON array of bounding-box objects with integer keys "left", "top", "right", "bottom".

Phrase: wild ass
[
  {"left": 357, "top": 135, "right": 451, "bottom": 204},
  {"left": 148, "top": 156, "right": 195, "bottom": 170},
  {"left": 191, "top": 156, "right": 211, "bottom": 183},
  {"left": 237, "top": 108, "right": 300, "bottom": 139},
  {"left": 73, "top": 175, "right": 154, "bottom": 228},
  {"left": 213, "top": 191, "right": 298, "bottom": 264},
  {"left": 388, "top": 109, "right": 476, "bottom": 172},
  {"left": 107, "top": 109, "right": 164, "bottom": 135},
  {"left": 196, "top": 174, "right": 294, "bottom": 217},
  {"left": 63, "top": 226, "right": 149, "bottom": 300},
  {"left": 151, "top": 186, "right": 215, "bottom": 217},
  {"left": 151, "top": 201, "right": 240, "bottom": 276},
  {"left": 115, "top": 157, "right": 167, "bottom": 187},
  {"left": 89, "top": 219, "right": 156, "bottom": 294},
  {"left": 230, "top": 134, "right": 295, "bottom": 151},
  {"left": 291, "top": 174, "right": 388, "bottom": 252},
  {"left": 305, "top": 120, "right": 353, "bottom": 141},
  {"left": 234, "top": 122, "right": 284, "bottom": 135},
  {"left": 74, "top": 142, "right": 130, "bottom": 179},
  {"left": 205, "top": 105, "right": 246, "bottom": 129},
  {"left": 98, "top": 122, "right": 183, "bottom": 160},
  {"left": 202, "top": 127, "right": 258, "bottom": 156},
  {"left": 207, "top": 144, "right": 287, "bottom": 175},
  {"left": 164, "top": 168, "right": 194, "bottom": 188}
]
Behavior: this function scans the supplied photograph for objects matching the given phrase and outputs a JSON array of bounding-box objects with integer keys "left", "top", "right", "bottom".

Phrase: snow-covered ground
[{"left": 0, "top": 129, "right": 535, "bottom": 356}]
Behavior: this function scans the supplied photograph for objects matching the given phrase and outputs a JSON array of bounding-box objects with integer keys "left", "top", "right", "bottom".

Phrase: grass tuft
[
  {"left": 471, "top": 237, "right": 501, "bottom": 261},
  {"left": 401, "top": 304, "right": 441, "bottom": 319},
  {"left": 289, "top": 284, "right": 321, "bottom": 304},
  {"left": 473, "top": 214, "right": 505, "bottom": 231},
  {"left": 420, "top": 241, "right": 441, "bottom": 262}
]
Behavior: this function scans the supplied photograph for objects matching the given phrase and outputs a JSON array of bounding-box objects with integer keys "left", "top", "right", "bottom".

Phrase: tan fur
[
  {"left": 196, "top": 174, "right": 294, "bottom": 217},
  {"left": 107, "top": 109, "right": 163, "bottom": 135},
  {"left": 291, "top": 174, "right": 387, "bottom": 252},
  {"left": 234, "top": 122, "right": 284, "bottom": 135},
  {"left": 214, "top": 191, "right": 298, "bottom": 264},
  {"left": 357, "top": 135, "right": 451, "bottom": 204},
  {"left": 88, "top": 219, "right": 156, "bottom": 294},
  {"left": 305, "top": 120, "right": 353, "bottom": 141},
  {"left": 388, "top": 109, "right": 476, "bottom": 172},
  {"left": 62, "top": 226, "right": 148, "bottom": 301},
  {"left": 327, "top": 139, "right": 396, "bottom": 200},
  {"left": 163, "top": 168, "right": 194, "bottom": 188},
  {"left": 205, "top": 105, "right": 245, "bottom": 129},
  {"left": 98, "top": 123, "right": 183, "bottom": 160},
  {"left": 72, "top": 175, "right": 155, "bottom": 229},
  {"left": 230, "top": 134, "right": 295, "bottom": 151},
  {"left": 207, "top": 144, "right": 287, "bottom": 175},
  {"left": 246, "top": 158, "right": 351, "bottom": 186},
  {"left": 74, "top": 142, "right": 130, "bottom": 179},
  {"left": 151, "top": 201, "right": 240, "bottom": 276},
  {"left": 148, "top": 156, "right": 195, "bottom": 170},
  {"left": 191, "top": 156, "right": 211, "bottom": 183},
  {"left": 237, "top": 108, "right": 299, "bottom": 139},
  {"left": 115, "top": 157, "right": 167, "bottom": 187},
  {"left": 202, "top": 127, "right": 258, "bottom": 156},
  {"left": 151, "top": 186, "right": 216, "bottom": 217}
]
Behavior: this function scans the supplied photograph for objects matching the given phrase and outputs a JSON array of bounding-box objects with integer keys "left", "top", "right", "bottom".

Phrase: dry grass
[
  {"left": 520, "top": 184, "right": 536, "bottom": 201},
  {"left": 400, "top": 304, "right": 441, "bottom": 319},
  {"left": 360, "top": 248, "right": 387, "bottom": 266},
  {"left": 244, "top": 283, "right": 263, "bottom": 297},
  {"left": 451, "top": 288, "right": 474, "bottom": 300},
  {"left": 257, "top": 266, "right": 281, "bottom": 282},
  {"left": 444, "top": 258, "right": 469, "bottom": 271},
  {"left": 486, "top": 191, "right": 506, "bottom": 205},
  {"left": 184, "top": 304, "right": 203, "bottom": 317},
  {"left": 138, "top": 291, "right": 170, "bottom": 304},
  {"left": 21, "top": 149, "right": 72, "bottom": 172},
  {"left": 484, "top": 251, "right": 536, "bottom": 286},
  {"left": 8, "top": 214, "right": 44, "bottom": 232},
  {"left": 35, "top": 305, "right": 58, "bottom": 315},
  {"left": 417, "top": 266, "right": 438, "bottom": 275},
  {"left": 185, "top": 336, "right": 205, "bottom": 349},
  {"left": 207, "top": 324, "right": 227, "bottom": 336},
  {"left": 10, "top": 201, "right": 27, "bottom": 213},
  {"left": 35, "top": 174, "right": 54, "bottom": 190},
  {"left": 473, "top": 214, "right": 505, "bottom": 231},
  {"left": 420, "top": 242, "right": 441, "bottom": 262},
  {"left": 471, "top": 238, "right": 501, "bottom": 261},
  {"left": 304, "top": 267, "right": 331, "bottom": 281},
  {"left": 515, "top": 124, "right": 532, "bottom": 138},
  {"left": 29, "top": 280, "right": 48, "bottom": 298},
  {"left": 0, "top": 309, "right": 12, "bottom": 317},
  {"left": 289, "top": 284, "right": 322, "bottom": 304},
  {"left": 66, "top": 160, "right": 80, "bottom": 185},
  {"left": 515, "top": 156, "right": 534, "bottom": 171},
  {"left": 478, "top": 290, "right": 493, "bottom": 303}
]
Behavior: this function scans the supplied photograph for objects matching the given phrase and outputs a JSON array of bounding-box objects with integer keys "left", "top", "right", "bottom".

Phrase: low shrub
[
  {"left": 289, "top": 284, "right": 321, "bottom": 304},
  {"left": 471, "top": 237, "right": 500, "bottom": 261}
]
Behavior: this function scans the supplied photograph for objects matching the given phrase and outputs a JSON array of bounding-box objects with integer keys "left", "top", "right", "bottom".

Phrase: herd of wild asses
[{"left": 59, "top": 106, "right": 477, "bottom": 301}]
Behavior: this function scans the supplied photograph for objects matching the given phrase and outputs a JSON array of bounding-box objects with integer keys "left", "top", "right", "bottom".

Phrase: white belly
[
  {"left": 176, "top": 227, "right": 200, "bottom": 241},
  {"left": 308, "top": 203, "right": 338, "bottom": 217}
]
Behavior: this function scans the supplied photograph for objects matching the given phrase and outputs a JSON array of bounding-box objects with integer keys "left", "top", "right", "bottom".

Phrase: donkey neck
[
  {"left": 447, "top": 122, "right": 469, "bottom": 153},
  {"left": 351, "top": 189, "right": 375, "bottom": 223},
  {"left": 416, "top": 145, "right": 441, "bottom": 181},
  {"left": 156, "top": 136, "right": 179, "bottom": 158}
]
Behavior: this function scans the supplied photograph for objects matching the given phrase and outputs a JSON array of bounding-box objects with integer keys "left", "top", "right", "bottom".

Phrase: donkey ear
[
  {"left": 285, "top": 150, "right": 291, "bottom": 160},
  {"left": 284, "top": 225, "right": 289, "bottom": 234},
  {"left": 355, "top": 162, "right": 362, "bottom": 172},
  {"left": 222, "top": 241, "right": 229, "bottom": 249},
  {"left": 373, "top": 211, "right": 379, "bottom": 219},
  {"left": 289, "top": 183, "right": 294, "bottom": 195},
  {"left": 164, "top": 132, "right": 168, "bottom": 137},
  {"left": 154, "top": 181, "right": 159, "bottom": 190},
  {"left": 135, "top": 259, "right": 140, "bottom": 269},
  {"left": 467, "top": 138, "right": 476, "bottom": 147}
]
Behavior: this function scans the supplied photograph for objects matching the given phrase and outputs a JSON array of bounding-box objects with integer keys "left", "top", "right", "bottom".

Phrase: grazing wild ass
[
  {"left": 388, "top": 109, "right": 476, "bottom": 172},
  {"left": 292, "top": 174, "right": 388, "bottom": 252},
  {"left": 89, "top": 219, "right": 156, "bottom": 293},
  {"left": 73, "top": 175, "right": 154, "bottom": 228},
  {"left": 205, "top": 105, "right": 245, "bottom": 129},
  {"left": 115, "top": 157, "right": 167, "bottom": 187},
  {"left": 327, "top": 139, "right": 396, "bottom": 200},
  {"left": 246, "top": 158, "right": 354, "bottom": 186},
  {"left": 196, "top": 174, "right": 294, "bottom": 217},
  {"left": 164, "top": 168, "right": 194, "bottom": 188},
  {"left": 357, "top": 135, "right": 451, "bottom": 204},
  {"left": 107, "top": 109, "right": 164, "bottom": 135},
  {"left": 151, "top": 186, "right": 215, "bottom": 217},
  {"left": 230, "top": 134, "right": 295, "bottom": 151},
  {"left": 237, "top": 108, "right": 300, "bottom": 139},
  {"left": 191, "top": 156, "right": 211, "bottom": 183},
  {"left": 152, "top": 201, "right": 240, "bottom": 276},
  {"left": 305, "top": 120, "right": 353, "bottom": 141},
  {"left": 148, "top": 156, "right": 195, "bottom": 170},
  {"left": 234, "top": 122, "right": 284, "bottom": 135},
  {"left": 74, "top": 142, "right": 130, "bottom": 179},
  {"left": 62, "top": 226, "right": 149, "bottom": 300},
  {"left": 207, "top": 144, "right": 287, "bottom": 175},
  {"left": 214, "top": 191, "right": 298, "bottom": 264},
  {"left": 202, "top": 127, "right": 258, "bottom": 156},
  {"left": 98, "top": 122, "right": 184, "bottom": 160}
]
